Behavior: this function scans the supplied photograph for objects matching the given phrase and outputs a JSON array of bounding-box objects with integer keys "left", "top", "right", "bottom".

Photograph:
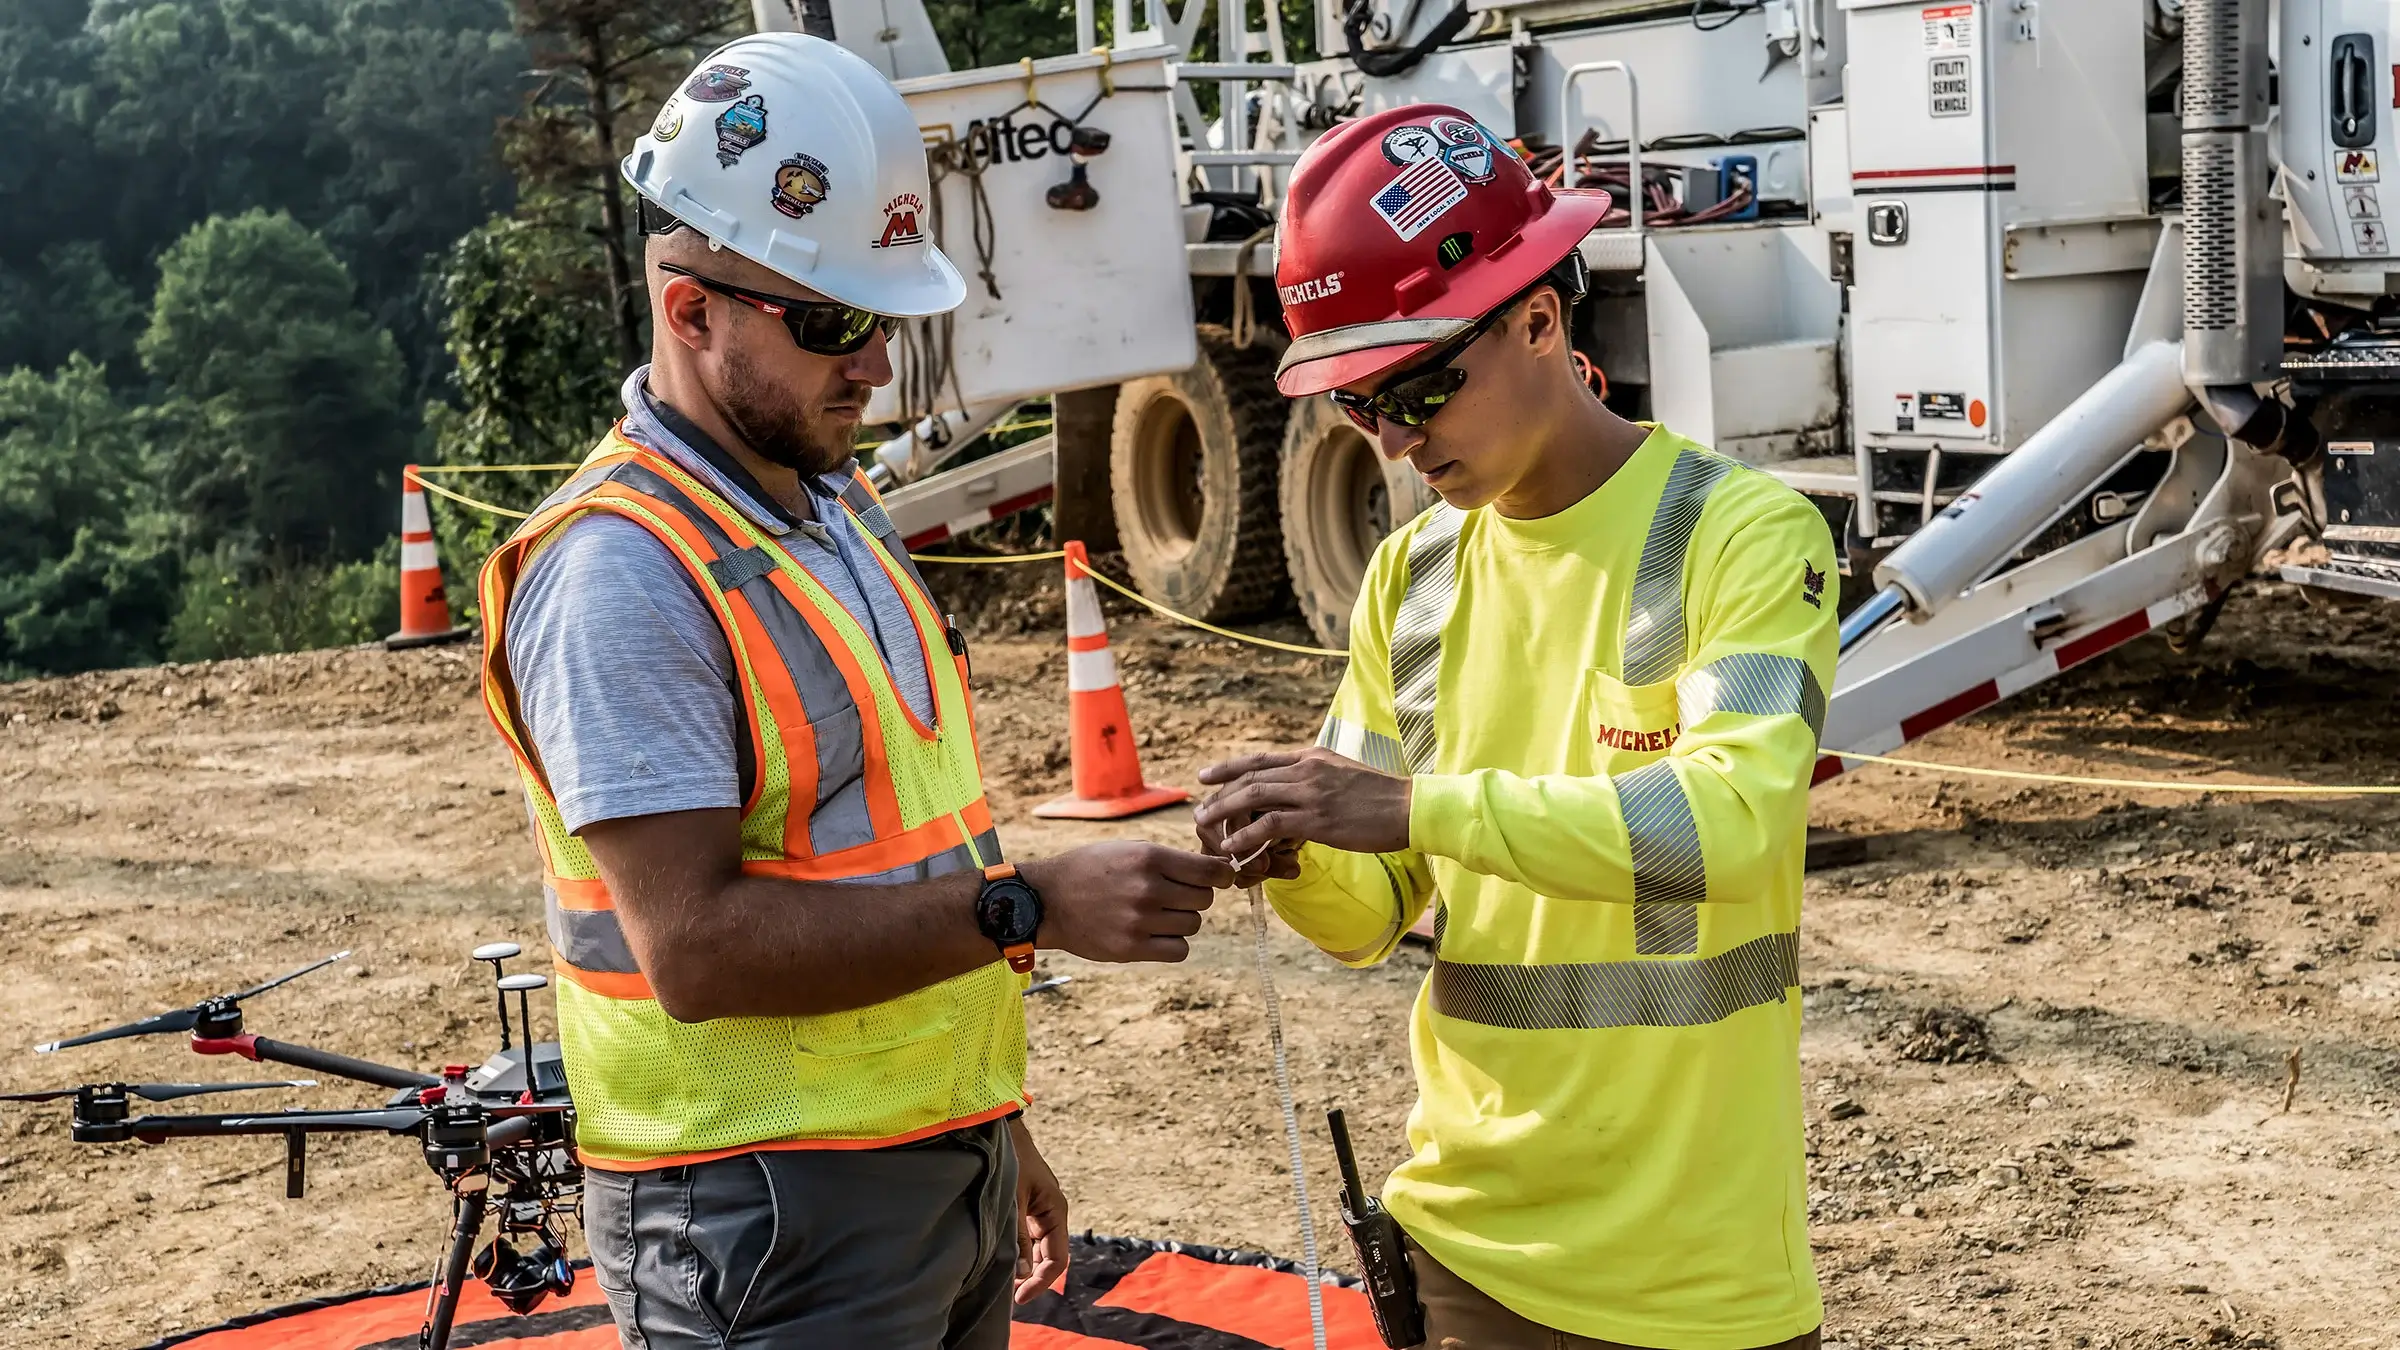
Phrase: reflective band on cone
[
  {"left": 1032, "top": 542, "right": 1191, "bottom": 820},
  {"left": 386, "top": 465, "right": 472, "bottom": 650}
]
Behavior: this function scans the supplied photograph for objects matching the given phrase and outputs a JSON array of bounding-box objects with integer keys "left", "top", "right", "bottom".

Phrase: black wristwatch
[{"left": 975, "top": 863, "right": 1042, "bottom": 973}]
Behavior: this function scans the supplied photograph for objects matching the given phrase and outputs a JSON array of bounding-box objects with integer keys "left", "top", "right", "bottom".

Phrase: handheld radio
[{"left": 1328, "top": 1107, "right": 1424, "bottom": 1349}]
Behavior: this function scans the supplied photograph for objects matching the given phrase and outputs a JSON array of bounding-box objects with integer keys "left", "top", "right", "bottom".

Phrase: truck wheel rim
[
  {"left": 1131, "top": 393, "right": 1206, "bottom": 560},
  {"left": 1307, "top": 423, "right": 1389, "bottom": 595}
]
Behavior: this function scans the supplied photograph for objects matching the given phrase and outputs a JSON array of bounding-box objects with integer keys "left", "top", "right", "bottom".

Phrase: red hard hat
[{"left": 1273, "top": 105, "right": 1611, "bottom": 397}]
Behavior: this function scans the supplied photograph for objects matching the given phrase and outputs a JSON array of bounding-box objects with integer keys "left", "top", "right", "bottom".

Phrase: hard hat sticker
[
  {"left": 1436, "top": 231, "right": 1474, "bottom": 269},
  {"left": 873, "top": 193, "right": 926, "bottom": 248},
  {"left": 715, "top": 95, "right": 768, "bottom": 167},
  {"left": 1372, "top": 157, "right": 1470, "bottom": 242},
  {"left": 771, "top": 153, "right": 831, "bottom": 219},
  {"left": 1441, "top": 140, "right": 1495, "bottom": 184},
  {"left": 684, "top": 64, "right": 752, "bottom": 102},
  {"left": 1427, "top": 116, "right": 1498, "bottom": 184},
  {"left": 1382, "top": 125, "right": 1443, "bottom": 166},
  {"left": 652, "top": 101, "right": 684, "bottom": 143}
]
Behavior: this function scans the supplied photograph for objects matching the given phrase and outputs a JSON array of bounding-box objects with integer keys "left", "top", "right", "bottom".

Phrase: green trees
[
  {"left": 0, "top": 0, "right": 1089, "bottom": 678},
  {"left": 0, "top": 0, "right": 520, "bottom": 674},
  {"left": 0, "top": 358, "right": 177, "bottom": 678},
  {"left": 143, "top": 210, "right": 410, "bottom": 561}
]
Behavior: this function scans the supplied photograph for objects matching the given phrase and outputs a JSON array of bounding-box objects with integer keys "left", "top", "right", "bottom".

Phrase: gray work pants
[{"left": 585, "top": 1119, "right": 1019, "bottom": 1349}]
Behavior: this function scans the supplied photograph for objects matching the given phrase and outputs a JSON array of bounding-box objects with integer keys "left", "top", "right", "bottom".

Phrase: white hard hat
[{"left": 623, "top": 33, "right": 966, "bottom": 318}]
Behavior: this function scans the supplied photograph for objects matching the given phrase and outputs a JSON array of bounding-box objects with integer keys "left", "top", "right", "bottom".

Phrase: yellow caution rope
[
  {"left": 409, "top": 463, "right": 583, "bottom": 474},
  {"left": 910, "top": 550, "right": 1348, "bottom": 657},
  {"left": 1080, "top": 568, "right": 1347, "bottom": 658},
  {"left": 407, "top": 465, "right": 1346, "bottom": 657},
  {"left": 406, "top": 470, "right": 533, "bottom": 520},
  {"left": 1836, "top": 750, "right": 2400, "bottom": 796},
  {"left": 399, "top": 464, "right": 2393, "bottom": 793},
  {"left": 909, "top": 549, "right": 1068, "bottom": 565}
]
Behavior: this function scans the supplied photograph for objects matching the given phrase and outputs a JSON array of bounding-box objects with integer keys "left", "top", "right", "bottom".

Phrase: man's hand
[
  {"left": 1010, "top": 1117, "right": 1068, "bottom": 1304},
  {"left": 1018, "top": 842, "right": 1234, "bottom": 964},
  {"left": 1194, "top": 748, "right": 1413, "bottom": 870}
]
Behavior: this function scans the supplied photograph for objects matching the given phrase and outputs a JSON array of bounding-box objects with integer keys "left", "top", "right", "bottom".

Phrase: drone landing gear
[{"left": 422, "top": 1188, "right": 488, "bottom": 1350}]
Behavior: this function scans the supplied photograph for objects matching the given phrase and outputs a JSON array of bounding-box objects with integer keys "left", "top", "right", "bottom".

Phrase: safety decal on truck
[
  {"left": 1929, "top": 56, "right": 1971, "bottom": 118},
  {"left": 2337, "top": 149, "right": 2380, "bottom": 184},
  {"left": 2355, "top": 220, "right": 2391, "bottom": 255},
  {"left": 1894, "top": 392, "right": 1916, "bottom": 433},
  {"left": 1922, "top": 4, "right": 1973, "bottom": 52},
  {"left": 2347, "top": 185, "right": 2382, "bottom": 220}
]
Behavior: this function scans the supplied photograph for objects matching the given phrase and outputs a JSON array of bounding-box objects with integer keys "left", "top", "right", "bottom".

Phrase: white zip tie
[{"left": 1248, "top": 882, "right": 1327, "bottom": 1350}]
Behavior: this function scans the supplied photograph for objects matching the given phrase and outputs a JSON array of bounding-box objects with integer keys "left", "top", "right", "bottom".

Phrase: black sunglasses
[
  {"left": 1328, "top": 302, "right": 1510, "bottom": 433},
  {"left": 1329, "top": 252, "right": 1590, "bottom": 434},
  {"left": 655, "top": 261, "right": 899, "bottom": 357}
]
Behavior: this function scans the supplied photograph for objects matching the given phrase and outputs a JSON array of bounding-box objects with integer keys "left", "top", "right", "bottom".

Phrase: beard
[{"left": 717, "top": 343, "right": 862, "bottom": 478}]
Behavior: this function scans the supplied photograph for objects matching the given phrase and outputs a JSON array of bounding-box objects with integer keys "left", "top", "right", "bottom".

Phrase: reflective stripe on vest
[
  {"left": 1388, "top": 444, "right": 1803, "bottom": 1026},
  {"left": 480, "top": 425, "right": 1021, "bottom": 1166}
]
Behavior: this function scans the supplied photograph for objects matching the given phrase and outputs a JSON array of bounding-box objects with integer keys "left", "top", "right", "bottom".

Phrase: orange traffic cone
[
  {"left": 1032, "top": 542, "right": 1191, "bottom": 820},
  {"left": 385, "top": 466, "right": 471, "bottom": 650}
]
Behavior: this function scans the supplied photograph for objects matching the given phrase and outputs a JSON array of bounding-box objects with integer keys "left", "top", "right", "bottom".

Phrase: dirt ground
[{"left": 0, "top": 569, "right": 2395, "bottom": 1350}]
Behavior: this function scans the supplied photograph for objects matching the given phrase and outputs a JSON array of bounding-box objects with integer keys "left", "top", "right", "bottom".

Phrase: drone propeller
[
  {"left": 0, "top": 1079, "right": 315, "bottom": 1103},
  {"left": 33, "top": 951, "right": 351, "bottom": 1053}
]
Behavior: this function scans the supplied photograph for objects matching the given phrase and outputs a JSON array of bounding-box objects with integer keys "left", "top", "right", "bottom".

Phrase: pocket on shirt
[{"left": 1585, "top": 667, "right": 1683, "bottom": 776}]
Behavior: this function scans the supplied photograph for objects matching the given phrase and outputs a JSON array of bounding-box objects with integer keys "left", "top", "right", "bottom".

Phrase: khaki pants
[{"left": 1406, "top": 1241, "right": 1822, "bottom": 1350}]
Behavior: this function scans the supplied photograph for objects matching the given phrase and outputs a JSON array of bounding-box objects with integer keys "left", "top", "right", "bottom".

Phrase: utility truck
[{"left": 756, "top": 0, "right": 2400, "bottom": 769}]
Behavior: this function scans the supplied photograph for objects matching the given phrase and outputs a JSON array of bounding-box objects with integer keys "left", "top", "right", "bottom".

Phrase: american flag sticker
[{"left": 1372, "top": 157, "right": 1470, "bottom": 241}]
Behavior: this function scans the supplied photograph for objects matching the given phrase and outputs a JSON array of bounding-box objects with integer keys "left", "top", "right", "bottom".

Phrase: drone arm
[
  {"left": 194, "top": 1034, "right": 440, "bottom": 1091},
  {"left": 121, "top": 1106, "right": 429, "bottom": 1144}
]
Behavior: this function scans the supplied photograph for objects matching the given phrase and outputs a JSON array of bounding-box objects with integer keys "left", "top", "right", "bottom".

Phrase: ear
[
  {"left": 1520, "top": 287, "right": 1566, "bottom": 360},
  {"left": 657, "top": 275, "right": 715, "bottom": 353}
]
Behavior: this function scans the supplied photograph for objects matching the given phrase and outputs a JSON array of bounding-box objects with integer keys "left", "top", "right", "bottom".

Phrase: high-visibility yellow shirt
[{"left": 1268, "top": 425, "right": 1835, "bottom": 1349}]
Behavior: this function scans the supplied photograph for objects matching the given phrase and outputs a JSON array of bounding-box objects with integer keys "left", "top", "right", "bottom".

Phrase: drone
[{"left": 9, "top": 942, "right": 582, "bottom": 1350}]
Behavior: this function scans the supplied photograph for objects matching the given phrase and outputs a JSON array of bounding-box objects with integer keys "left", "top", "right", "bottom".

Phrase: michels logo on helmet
[
  {"left": 652, "top": 102, "right": 684, "bottom": 143},
  {"left": 771, "top": 153, "right": 831, "bottom": 219},
  {"left": 684, "top": 64, "right": 751, "bottom": 102},
  {"left": 873, "top": 193, "right": 926, "bottom": 249},
  {"left": 1278, "top": 272, "right": 1344, "bottom": 307},
  {"left": 715, "top": 95, "right": 768, "bottom": 168}
]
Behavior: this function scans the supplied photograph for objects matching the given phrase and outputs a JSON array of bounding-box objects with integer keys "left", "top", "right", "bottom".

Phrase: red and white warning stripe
[
  {"left": 900, "top": 485, "right": 1054, "bottom": 551},
  {"left": 400, "top": 470, "right": 440, "bottom": 574},
  {"left": 1064, "top": 559, "right": 1122, "bottom": 694},
  {"left": 1812, "top": 582, "right": 2214, "bottom": 786}
]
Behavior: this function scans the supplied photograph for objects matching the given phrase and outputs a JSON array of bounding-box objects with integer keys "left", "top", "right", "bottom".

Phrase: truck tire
[
  {"left": 1109, "top": 324, "right": 1291, "bottom": 622},
  {"left": 1279, "top": 392, "right": 1438, "bottom": 648}
]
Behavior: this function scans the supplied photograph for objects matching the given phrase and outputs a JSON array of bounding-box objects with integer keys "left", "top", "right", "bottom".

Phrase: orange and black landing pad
[{"left": 138, "top": 1235, "right": 1384, "bottom": 1350}]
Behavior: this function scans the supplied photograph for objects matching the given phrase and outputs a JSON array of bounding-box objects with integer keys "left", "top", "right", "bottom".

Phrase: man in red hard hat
[{"left": 1197, "top": 105, "right": 1835, "bottom": 1349}]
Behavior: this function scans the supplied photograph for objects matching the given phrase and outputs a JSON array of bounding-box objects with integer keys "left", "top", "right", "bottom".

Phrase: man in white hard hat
[{"left": 476, "top": 34, "right": 1237, "bottom": 1347}]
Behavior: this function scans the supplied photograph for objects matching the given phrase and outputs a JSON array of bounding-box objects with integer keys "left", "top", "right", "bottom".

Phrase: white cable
[{"left": 1249, "top": 883, "right": 1328, "bottom": 1350}]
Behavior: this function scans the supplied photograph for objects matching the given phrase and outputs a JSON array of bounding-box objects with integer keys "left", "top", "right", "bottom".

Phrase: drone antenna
[
  {"left": 471, "top": 943, "right": 522, "bottom": 1050},
  {"left": 500, "top": 974, "right": 548, "bottom": 1054}
]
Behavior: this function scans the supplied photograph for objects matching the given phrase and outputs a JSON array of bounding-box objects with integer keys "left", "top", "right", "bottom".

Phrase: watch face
[{"left": 982, "top": 878, "right": 1041, "bottom": 946}]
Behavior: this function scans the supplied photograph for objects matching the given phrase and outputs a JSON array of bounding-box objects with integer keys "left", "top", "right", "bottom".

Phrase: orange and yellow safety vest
[{"left": 479, "top": 424, "right": 1024, "bottom": 1170}]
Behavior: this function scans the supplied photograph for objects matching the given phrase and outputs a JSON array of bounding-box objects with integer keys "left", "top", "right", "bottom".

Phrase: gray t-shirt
[{"left": 508, "top": 369, "right": 934, "bottom": 834}]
